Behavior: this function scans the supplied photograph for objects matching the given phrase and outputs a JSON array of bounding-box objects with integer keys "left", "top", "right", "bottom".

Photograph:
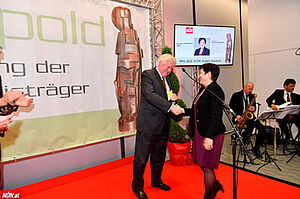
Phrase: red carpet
[{"left": 3, "top": 156, "right": 299, "bottom": 199}]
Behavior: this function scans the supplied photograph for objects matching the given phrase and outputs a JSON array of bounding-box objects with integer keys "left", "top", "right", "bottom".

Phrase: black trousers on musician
[
  {"left": 242, "top": 118, "right": 266, "bottom": 150},
  {"left": 277, "top": 113, "right": 300, "bottom": 142}
]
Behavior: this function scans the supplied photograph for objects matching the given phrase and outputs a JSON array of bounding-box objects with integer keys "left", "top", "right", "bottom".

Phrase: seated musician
[
  {"left": 229, "top": 82, "right": 266, "bottom": 158},
  {"left": 266, "top": 78, "right": 300, "bottom": 144}
]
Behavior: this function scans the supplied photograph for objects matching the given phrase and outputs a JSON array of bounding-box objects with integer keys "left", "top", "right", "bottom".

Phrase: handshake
[
  {"left": 170, "top": 104, "right": 185, "bottom": 115},
  {"left": 0, "top": 89, "right": 33, "bottom": 132},
  {"left": 0, "top": 89, "right": 33, "bottom": 107}
]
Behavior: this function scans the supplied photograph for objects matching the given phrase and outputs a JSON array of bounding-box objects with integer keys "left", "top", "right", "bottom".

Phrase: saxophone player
[{"left": 229, "top": 82, "right": 266, "bottom": 158}]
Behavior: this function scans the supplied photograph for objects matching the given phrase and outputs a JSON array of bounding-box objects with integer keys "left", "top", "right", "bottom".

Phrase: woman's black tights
[{"left": 201, "top": 167, "right": 215, "bottom": 197}]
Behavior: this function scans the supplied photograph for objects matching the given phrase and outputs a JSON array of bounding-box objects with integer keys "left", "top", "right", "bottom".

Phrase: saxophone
[{"left": 237, "top": 93, "right": 257, "bottom": 129}]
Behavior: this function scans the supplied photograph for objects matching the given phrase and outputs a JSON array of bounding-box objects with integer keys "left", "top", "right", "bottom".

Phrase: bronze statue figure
[
  {"left": 112, "top": 6, "right": 143, "bottom": 132},
  {"left": 225, "top": 33, "right": 232, "bottom": 63}
]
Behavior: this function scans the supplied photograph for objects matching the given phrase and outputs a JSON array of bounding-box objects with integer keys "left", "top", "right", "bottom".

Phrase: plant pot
[{"left": 167, "top": 141, "right": 192, "bottom": 166}]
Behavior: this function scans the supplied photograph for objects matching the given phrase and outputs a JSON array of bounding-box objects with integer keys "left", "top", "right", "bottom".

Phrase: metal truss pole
[{"left": 150, "top": 0, "right": 164, "bottom": 68}]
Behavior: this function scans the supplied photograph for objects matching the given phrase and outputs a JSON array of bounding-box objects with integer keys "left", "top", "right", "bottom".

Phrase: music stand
[
  {"left": 236, "top": 129, "right": 254, "bottom": 168},
  {"left": 255, "top": 109, "right": 284, "bottom": 172}
]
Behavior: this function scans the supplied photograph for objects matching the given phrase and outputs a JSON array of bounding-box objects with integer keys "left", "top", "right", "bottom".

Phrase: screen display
[{"left": 174, "top": 24, "right": 236, "bottom": 66}]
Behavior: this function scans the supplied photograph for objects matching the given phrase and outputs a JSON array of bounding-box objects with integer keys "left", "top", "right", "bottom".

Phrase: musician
[
  {"left": 266, "top": 78, "right": 300, "bottom": 143},
  {"left": 229, "top": 82, "right": 266, "bottom": 158}
]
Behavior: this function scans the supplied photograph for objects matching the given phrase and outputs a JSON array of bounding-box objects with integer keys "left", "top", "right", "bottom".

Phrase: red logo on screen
[{"left": 186, "top": 27, "right": 193, "bottom": 34}]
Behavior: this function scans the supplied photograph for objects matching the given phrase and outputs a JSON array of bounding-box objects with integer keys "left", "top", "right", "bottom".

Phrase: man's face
[
  {"left": 284, "top": 83, "right": 295, "bottom": 92},
  {"left": 0, "top": 48, "right": 4, "bottom": 62},
  {"left": 244, "top": 83, "right": 254, "bottom": 94},
  {"left": 157, "top": 60, "right": 175, "bottom": 78}
]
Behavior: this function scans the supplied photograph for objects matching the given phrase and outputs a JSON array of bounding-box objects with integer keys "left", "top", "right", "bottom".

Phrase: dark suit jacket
[
  {"left": 266, "top": 89, "right": 300, "bottom": 107},
  {"left": 194, "top": 47, "right": 210, "bottom": 56},
  {"left": 187, "top": 81, "right": 225, "bottom": 140},
  {"left": 0, "top": 75, "right": 3, "bottom": 98},
  {"left": 136, "top": 68, "right": 173, "bottom": 135},
  {"left": 0, "top": 75, "right": 3, "bottom": 137},
  {"left": 229, "top": 90, "right": 256, "bottom": 117}
]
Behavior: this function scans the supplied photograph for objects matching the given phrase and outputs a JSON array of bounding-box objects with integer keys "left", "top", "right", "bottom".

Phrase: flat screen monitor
[{"left": 174, "top": 24, "right": 236, "bottom": 66}]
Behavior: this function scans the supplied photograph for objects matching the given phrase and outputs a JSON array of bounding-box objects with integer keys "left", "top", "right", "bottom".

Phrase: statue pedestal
[{"left": 118, "top": 118, "right": 136, "bottom": 132}]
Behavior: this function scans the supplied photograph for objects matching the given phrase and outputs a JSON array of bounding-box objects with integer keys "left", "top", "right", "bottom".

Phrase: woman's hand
[
  {"left": 0, "top": 113, "right": 15, "bottom": 131},
  {"left": 203, "top": 137, "right": 214, "bottom": 150},
  {"left": 3, "top": 90, "right": 23, "bottom": 104}
]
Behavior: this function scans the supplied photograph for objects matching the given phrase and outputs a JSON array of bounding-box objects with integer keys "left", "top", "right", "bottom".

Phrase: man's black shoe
[
  {"left": 133, "top": 189, "right": 148, "bottom": 199},
  {"left": 152, "top": 182, "right": 171, "bottom": 191},
  {"left": 251, "top": 148, "right": 262, "bottom": 159}
]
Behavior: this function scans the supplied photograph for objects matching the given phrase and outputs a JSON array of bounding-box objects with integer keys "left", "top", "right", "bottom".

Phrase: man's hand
[
  {"left": 170, "top": 94, "right": 178, "bottom": 102},
  {"left": 170, "top": 104, "right": 185, "bottom": 115},
  {"left": 249, "top": 106, "right": 255, "bottom": 112},
  {"left": 271, "top": 104, "right": 278, "bottom": 110},
  {"left": 0, "top": 113, "right": 15, "bottom": 131},
  {"left": 15, "top": 93, "right": 33, "bottom": 107},
  {"left": 236, "top": 115, "right": 242, "bottom": 122}
]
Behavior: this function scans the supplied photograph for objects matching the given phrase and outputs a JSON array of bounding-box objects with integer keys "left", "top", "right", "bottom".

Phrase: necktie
[
  {"left": 287, "top": 93, "right": 291, "bottom": 102},
  {"left": 162, "top": 78, "right": 167, "bottom": 91},
  {"left": 287, "top": 93, "right": 293, "bottom": 119},
  {"left": 245, "top": 95, "right": 248, "bottom": 107}
]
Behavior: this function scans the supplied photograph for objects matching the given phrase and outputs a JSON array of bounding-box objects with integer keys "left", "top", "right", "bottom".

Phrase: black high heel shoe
[
  {"left": 203, "top": 180, "right": 224, "bottom": 199},
  {"left": 210, "top": 180, "right": 224, "bottom": 198},
  {"left": 215, "top": 180, "right": 224, "bottom": 193}
]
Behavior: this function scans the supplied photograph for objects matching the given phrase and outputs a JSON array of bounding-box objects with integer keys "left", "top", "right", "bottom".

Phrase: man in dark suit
[
  {"left": 132, "top": 54, "right": 184, "bottom": 199},
  {"left": 229, "top": 82, "right": 266, "bottom": 158},
  {"left": 266, "top": 78, "right": 300, "bottom": 143},
  {"left": 194, "top": 38, "right": 210, "bottom": 56}
]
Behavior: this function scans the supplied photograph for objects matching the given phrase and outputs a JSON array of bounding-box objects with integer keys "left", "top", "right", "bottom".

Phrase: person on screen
[
  {"left": 184, "top": 63, "right": 225, "bottom": 199},
  {"left": 266, "top": 78, "right": 300, "bottom": 144},
  {"left": 194, "top": 38, "right": 210, "bottom": 56},
  {"left": 132, "top": 54, "right": 184, "bottom": 199}
]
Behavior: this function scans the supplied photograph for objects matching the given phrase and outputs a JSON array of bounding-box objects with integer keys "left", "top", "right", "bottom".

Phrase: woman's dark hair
[
  {"left": 283, "top": 78, "right": 296, "bottom": 86},
  {"left": 200, "top": 63, "right": 220, "bottom": 81},
  {"left": 198, "top": 38, "right": 206, "bottom": 44}
]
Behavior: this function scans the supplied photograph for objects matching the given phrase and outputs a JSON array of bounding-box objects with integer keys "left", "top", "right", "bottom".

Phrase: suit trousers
[
  {"left": 132, "top": 130, "right": 168, "bottom": 191},
  {"left": 243, "top": 119, "right": 266, "bottom": 149},
  {"left": 277, "top": 113, "right": 300, "bottom": 141}
]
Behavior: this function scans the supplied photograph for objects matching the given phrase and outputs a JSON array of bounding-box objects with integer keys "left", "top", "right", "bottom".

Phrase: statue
[
  {"left": 112, "top": 6, "right": 143, "bottom": 132},
  {"left": 225, "top": 33, "right": 232, "bottom": 63}
]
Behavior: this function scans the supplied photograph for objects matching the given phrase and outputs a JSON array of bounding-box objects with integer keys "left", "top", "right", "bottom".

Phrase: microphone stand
[{"left": 182, "top": 68, "right": 255, "bottom": 199}]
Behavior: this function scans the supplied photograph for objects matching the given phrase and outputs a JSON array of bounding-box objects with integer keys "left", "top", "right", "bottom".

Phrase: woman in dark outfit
[{"left": 186, "top": 63, "right": 225, "bottom": 199}]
